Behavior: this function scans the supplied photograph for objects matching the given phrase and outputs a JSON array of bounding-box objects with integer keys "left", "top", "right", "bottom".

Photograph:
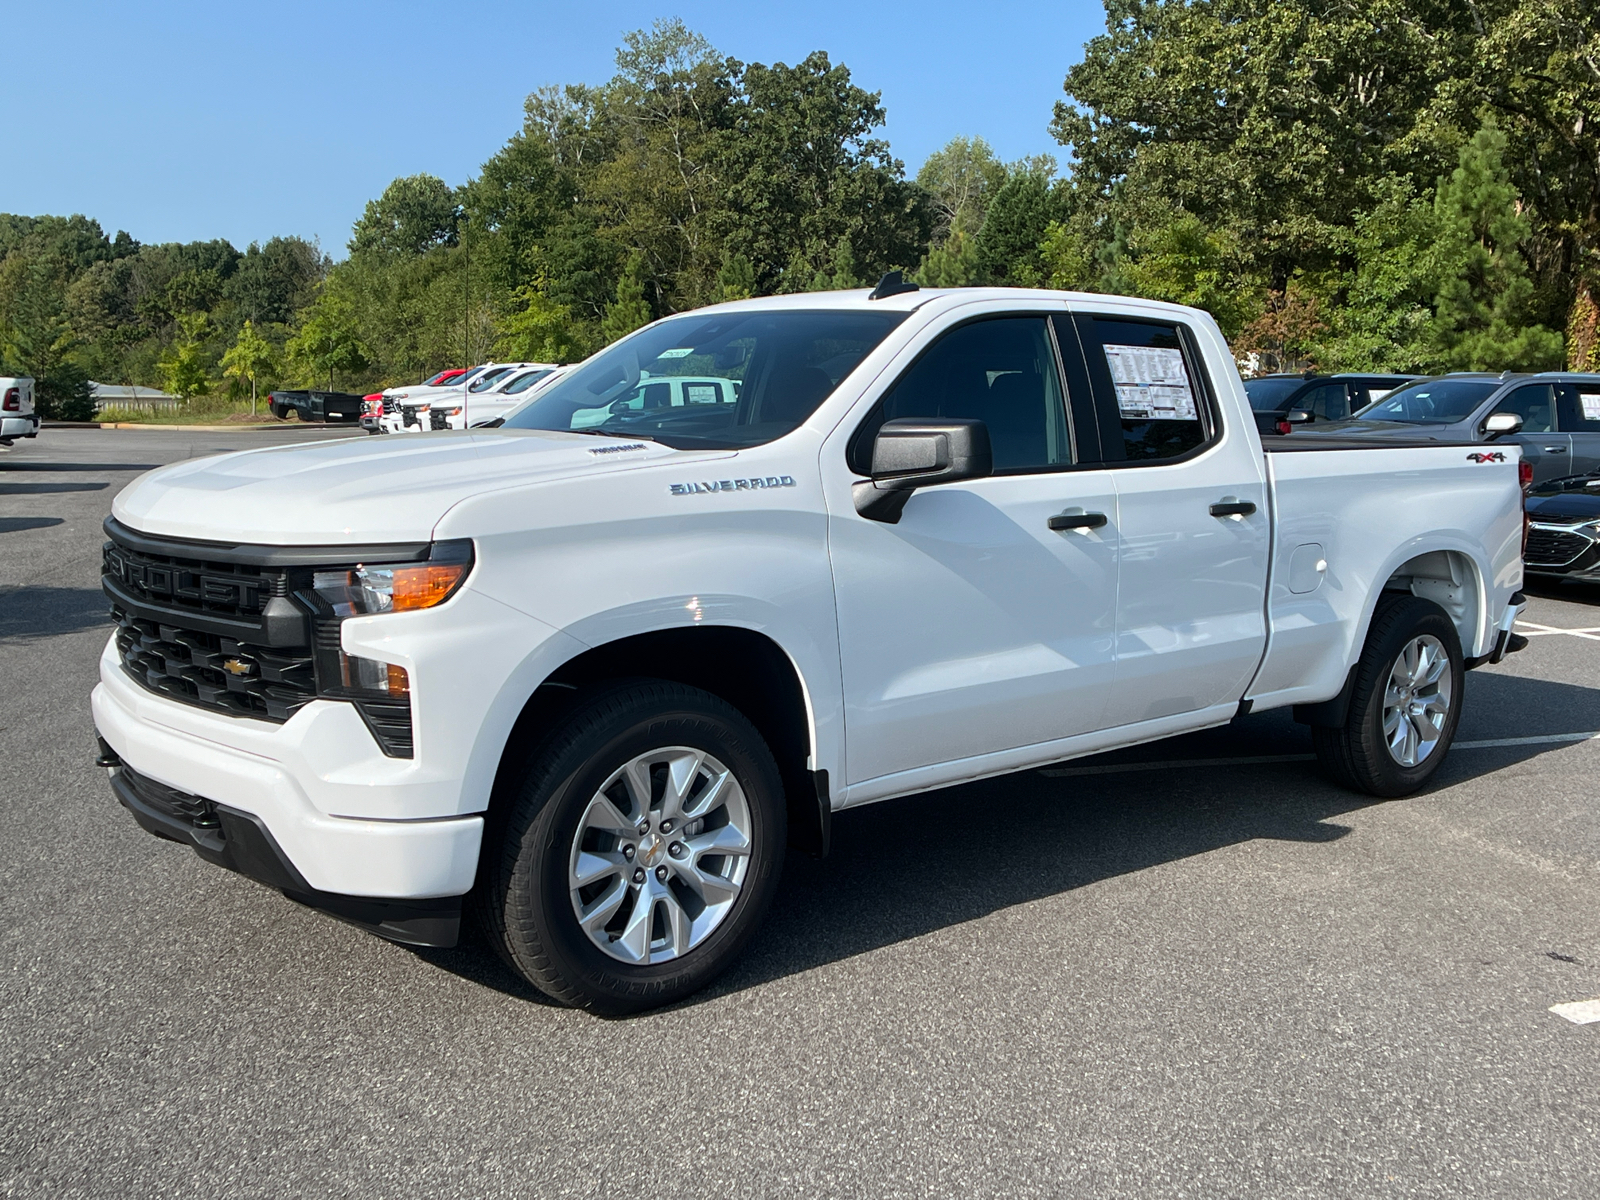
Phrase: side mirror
[
  {"left": 1482, "top": 411, "right": 1523, "bottom": 439},
  {"left": 853, "top": 418, "right": 993, "bottom": 523},
  {"left": 1285, "top": 409, "right": 1312, "bottom": 425}
]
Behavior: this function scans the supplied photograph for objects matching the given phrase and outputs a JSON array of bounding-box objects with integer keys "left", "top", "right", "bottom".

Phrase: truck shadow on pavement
[
  {"left": 0, "top": 585, "right": 111, "bottom": 640},
  {"left": 414, "top": 669, "right": 1600, "bottom": 1011}
]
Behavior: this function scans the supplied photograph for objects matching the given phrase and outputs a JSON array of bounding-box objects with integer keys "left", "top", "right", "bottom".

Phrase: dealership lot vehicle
[
  {"left": 1, "top": 374, "right": 39, "bottom": 445},
  {"left": 1525, "top": 473, "right": 1600, "bottom": 581},
  {"left": 5, "top": 424, "right": 1599, "bottom": 1197},
  {"left": 1243, "top": 371, "right": 1420, "bottom": 434},
  {"left": 266, "top": 389, "right": 365, "bottom": 424},
  {"left": 430, "top": 362, "right": 562, "bottom": 429},
  {"left": 92, "top": 284, "right": 1526, "bottom": 1013},
  {"left": 1303, "top": 372, "right": 1600, "bottom": 485}
]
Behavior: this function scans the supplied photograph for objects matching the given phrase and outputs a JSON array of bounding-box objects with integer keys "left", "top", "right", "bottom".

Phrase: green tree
[
  {"left": 600, "top": 252, "right": 653, "bottom": 344},
  {"left": 714, "top": 252, "right": 756, "bottom": 302},
  {"left": 916, "top": 136, "right": 1009, "bottom": 240},
  {"left": 159, "top": 312, "right": 212, "bottom": 400},
  {"left": 1427, "top": 123, "right": 1564, "bottom": 371},
  {"left": 286, "top": 294, "right": 369, "bottom": 390},
  {"left": 350, "top": 175, "right": 460, "bottom": 258},
  {"left": 974, "top": 167, "right": 1064, "bottom": 285},
  {"left": 495, "top": 283, "right": 582, "bottom": 362},
  {"left": 913, "top": 229, "right": 985, "bottom": 287},
  {"left": 220, "top": 319, "right": 278, "bottom": 414}
]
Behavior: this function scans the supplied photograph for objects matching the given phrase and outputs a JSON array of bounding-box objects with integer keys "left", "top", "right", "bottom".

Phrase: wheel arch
[{"left": 486, "top": 625, "right": 828, "bottom": 858}]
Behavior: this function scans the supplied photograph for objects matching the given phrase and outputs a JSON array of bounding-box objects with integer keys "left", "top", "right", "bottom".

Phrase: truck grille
[
  {"left": 1526, "top": 527, "right": 1592, "bottom": 568},
  {"left": 112, "top": 608, "right": 317, "bottom": 721},
  {"left": 103, "top": 540, "right": 272, "bottom": 619}
]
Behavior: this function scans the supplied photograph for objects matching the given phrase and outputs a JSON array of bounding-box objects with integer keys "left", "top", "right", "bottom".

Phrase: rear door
[
  {"left": 1558, "top": 381, "right": 1600, "bottom": 478},
  {"left": 1066, "top": 311, "right": 1270, "bottom": 728}
]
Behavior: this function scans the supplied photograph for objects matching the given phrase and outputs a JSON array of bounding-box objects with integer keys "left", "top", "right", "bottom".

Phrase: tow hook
[{"left": 94, "top": 736, "right": 122, "bottom": 768}]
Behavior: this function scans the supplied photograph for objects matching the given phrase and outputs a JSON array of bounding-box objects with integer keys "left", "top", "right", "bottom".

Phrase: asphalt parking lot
[{"left": 3, "top": 426, "right": 1598, "bottom": 1199}]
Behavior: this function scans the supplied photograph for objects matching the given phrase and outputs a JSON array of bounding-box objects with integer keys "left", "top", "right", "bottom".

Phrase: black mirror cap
[{"left": 854, "top": 418, "right": 993, "bottom": 523}]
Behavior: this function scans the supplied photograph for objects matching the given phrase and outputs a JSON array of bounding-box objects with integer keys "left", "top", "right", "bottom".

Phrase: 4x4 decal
[{"left": 1466, "top": 451, "right": 1507, "bottom": 463}]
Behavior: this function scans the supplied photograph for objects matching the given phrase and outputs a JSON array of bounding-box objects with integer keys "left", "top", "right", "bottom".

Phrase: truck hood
[{"left": 113, "top": 429, "right": 706, "bottom": 544}]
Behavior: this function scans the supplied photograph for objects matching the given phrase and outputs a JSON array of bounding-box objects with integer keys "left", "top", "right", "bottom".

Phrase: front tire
[
  {"left": 1313, "top": 595, "right": 1464, "bottom": 797},
  {"left": 481, "top": 681, "right": 786, "bottom": 1014}
]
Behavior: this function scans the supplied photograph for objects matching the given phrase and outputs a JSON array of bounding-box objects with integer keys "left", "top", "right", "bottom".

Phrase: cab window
[
  {"left": 850, "top": 317, "right": 1072, "bottom": 475},
  {"left": 1491, "top": 385, "right": 1555, "bottom": 434},
  {"left": 1082, "top": 317, "right": 1215, "bottom": 461}
]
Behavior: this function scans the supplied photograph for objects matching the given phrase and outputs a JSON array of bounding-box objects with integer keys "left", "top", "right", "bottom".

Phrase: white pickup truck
[{"left": 93, "top": 283, "right": 1526, "bottom": 1013}]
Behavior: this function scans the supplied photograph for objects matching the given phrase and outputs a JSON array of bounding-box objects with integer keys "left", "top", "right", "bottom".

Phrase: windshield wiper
[{"left": 570, "top": 428, "right": 656, "bottom": 441}]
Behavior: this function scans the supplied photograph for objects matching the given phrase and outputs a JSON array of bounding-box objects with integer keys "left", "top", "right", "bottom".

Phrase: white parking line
[
  {"left": 1036, "top": 731, "right": 1600, "bottom": 778},
  {"left": 1516, "top": 621, "right": 1600, "bottom": 641},
  {"left": 1550, "top": 999, "right": 1600, "bottom": 1025}
]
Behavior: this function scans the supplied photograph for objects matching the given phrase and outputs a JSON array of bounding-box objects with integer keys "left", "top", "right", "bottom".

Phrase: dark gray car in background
[{"left": 1297, "top": 373, "right": 1600, "bottom": 485}]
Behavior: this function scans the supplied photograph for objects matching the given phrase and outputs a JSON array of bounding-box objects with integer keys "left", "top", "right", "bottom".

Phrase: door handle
[
  {"left": 1544, "top": 446, "right": 1567, "bottom": 453},
  {"left": 1048, "top": 511, "right": 1107, "bottom": 531},
  {"left": 1209, "top": 500, "right": 1257, "bottom": 517}
]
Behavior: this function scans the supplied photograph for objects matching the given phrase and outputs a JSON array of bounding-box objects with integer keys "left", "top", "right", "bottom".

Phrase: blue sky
[{"left": 4, "top": 0, "right": 1104, "bottom": 256}]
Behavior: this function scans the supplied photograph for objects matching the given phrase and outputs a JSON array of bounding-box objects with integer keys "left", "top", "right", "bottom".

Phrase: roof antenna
[{"left": 867, "top": 270, "right": 919, "bottom": 301}]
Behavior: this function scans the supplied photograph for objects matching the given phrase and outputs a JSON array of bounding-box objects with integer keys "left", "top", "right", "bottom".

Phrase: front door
[
  {"left": 1068, "top": 312, "right": 1271, "bottom": 727},
  {"left": 1489, "top": 383, "right": 1568, "bottom": 484},
  {"left": 829, "top": 314, "right": 1120, "bottom": 787}
]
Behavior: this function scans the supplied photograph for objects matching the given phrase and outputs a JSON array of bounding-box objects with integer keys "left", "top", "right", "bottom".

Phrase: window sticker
[
  {"left": 1580, "top": 388, "right": 1600, "bottom": 422},
  {"left": 1103, "top": 344, "right": 1198, "bottom": 421},
  {"left": 658, "top": 347, "right": 695, "bottom": 359}
]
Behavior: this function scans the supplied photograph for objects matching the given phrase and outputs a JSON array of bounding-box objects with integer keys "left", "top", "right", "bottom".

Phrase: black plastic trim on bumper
[
  {"left": 104, "top": 515, "right": 432, "bottom": 570},
  {"left": 109, "top": 765, "right": 462, "bottom": 948}
]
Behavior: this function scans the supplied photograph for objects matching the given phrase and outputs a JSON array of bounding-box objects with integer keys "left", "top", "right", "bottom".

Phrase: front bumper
[
  {"left": 107, "top": 755, "right": 463, "bottom": 946},
  {"left": 1525, "top": 521, "right": 1600, "bottom": 579},
  {"left": 93, "top": 644, "right": 484, "bottom": 903}
]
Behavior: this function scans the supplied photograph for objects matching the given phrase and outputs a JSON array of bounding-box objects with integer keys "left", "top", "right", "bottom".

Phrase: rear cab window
[{"left": 1063, "top": 314, "right": 1218, "bottom": 462}]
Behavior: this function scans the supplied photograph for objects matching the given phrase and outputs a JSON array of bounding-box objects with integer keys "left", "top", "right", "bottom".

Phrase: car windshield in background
[
  {"left": 469, "top": 368, "right": 515, "bottom": 393},
  {"left": 500, "top": 369, "right": 553, "bottom": 395},
  {"left": 1243, "top": 378, "right": 1308, "bottom": 411},
  {"left": 1357, "top": 379, "right": 1498, "bottom": 424},
  {"left": 501, "top": 309, "right": 906, "bottom": 449}
]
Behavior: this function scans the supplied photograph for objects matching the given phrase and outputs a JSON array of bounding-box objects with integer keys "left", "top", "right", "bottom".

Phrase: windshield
[
  {"left": 1357, "top": 379, "right": 1497, "bottom": 424},
  {"left": 423, "top": 369, "right": 460, "bottom": 387},
  {"left": 468, "top": 367, "right": 515, "bottom": 393},
  {"left": 500, "top": 368, "right": 554, "bottom": 395},
  {"left": 502, "top": 309, "right": 906, "bottom": 449},
  {"left": 1243, "top": 378, "right": 1307, "bottom": 411}
]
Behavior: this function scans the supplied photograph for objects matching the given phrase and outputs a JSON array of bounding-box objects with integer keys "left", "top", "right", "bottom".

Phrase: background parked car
[
  {"left": 266, "top": 390, "right": 364, "bottom": 423},
  {"left": 1243, "top": 372, "right": 1420, "bottom": 435},
  {"left": 1524, "top": 473, "right": 1600, "bottom": 581},
  {"left": 1299, "top": 373, "right": 1600, "bottom": 486},
  {"left": 381, "top": 364, "right": 518, "bottom": 433}
]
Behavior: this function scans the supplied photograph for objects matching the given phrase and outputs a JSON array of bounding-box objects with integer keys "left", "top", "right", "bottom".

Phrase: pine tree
[{"left": 1428, "top": 123, "right": 1564, "bottom": 371}]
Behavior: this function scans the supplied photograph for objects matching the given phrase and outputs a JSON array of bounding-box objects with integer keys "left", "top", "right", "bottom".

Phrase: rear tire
[
  {"left": 480, "top": 681, "right": 786, "bottom": 1014},
  {"left": 1313, "top": 595, "right": 1464, "bottom": 797}
]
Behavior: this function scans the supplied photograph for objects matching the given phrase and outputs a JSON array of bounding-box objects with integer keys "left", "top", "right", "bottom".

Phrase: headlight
[
  {"left": 299, "top": 540, "right": 474, "bottom": 755},
  {"left": 311, "top": 540, "right": 473, "bottom": 616}
]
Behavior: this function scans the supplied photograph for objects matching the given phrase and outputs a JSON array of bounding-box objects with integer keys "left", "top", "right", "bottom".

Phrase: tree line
[{"left": 2, "top": 5, "right": 1594, "bottom": 419}]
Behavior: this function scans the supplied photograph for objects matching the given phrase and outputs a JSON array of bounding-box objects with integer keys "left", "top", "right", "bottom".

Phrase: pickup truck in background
[
  {"left": 1, "top": 375, "right": 39, "bottom": 446},
  {"left": 429, "top": 363, "right": 563, "bottom": 430},
  {"left": 93, "top": 283, "right": 1526, "bottom": 1014},
  {"left": 266, "top": 390, "right": 365, "bottom": 424}
]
